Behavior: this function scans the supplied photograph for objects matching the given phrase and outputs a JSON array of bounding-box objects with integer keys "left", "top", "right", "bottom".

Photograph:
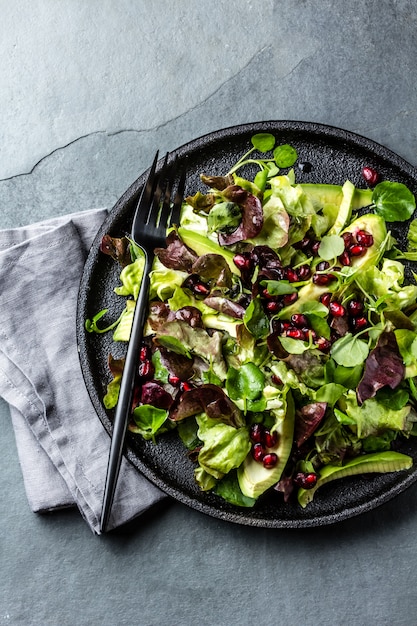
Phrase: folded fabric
[{"left": 0, "top": 209, "right": 166, "bottom": 534}]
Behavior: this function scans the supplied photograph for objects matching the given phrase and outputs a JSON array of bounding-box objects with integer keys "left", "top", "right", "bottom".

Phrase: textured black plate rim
[{"left": 77, "top": 120, "right": 417, "bottom": 529}]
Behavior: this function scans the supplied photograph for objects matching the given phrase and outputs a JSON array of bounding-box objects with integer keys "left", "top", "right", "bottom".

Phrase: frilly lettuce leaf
[
  {"left": 337, "top": 390, "right": 412, "bottom": 438},
  {"left": 195, "top": 413, "right": 251, "bottom": 480},
  {"left": 355, "top": 258, "right": 417, "bottom": 310}
]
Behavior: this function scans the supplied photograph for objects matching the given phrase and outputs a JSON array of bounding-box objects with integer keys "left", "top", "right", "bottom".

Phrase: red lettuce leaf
[
  {"left": 294, "top": 402, "right": 327, "bottom": 447},
  {"left": 100, "top": 235, "right": 132, "bottom": 267},
  {"left": 357, "top": 331, "right": 405, "bottom": 404},
  {"left": 155, "top": 230, "right": 198, "bottom": 272},
  {"left": 140, "top": 381, "right": 174, "bottom": 410},
  {"left": 170, "top": 384, "right": 243, "bottom": 427},
  {"left": 218, "top": 186, "right": 263, "bottom": 245}
]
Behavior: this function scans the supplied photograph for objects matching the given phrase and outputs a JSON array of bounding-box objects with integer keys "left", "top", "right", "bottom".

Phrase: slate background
[{"left": 2, "top": 1, "right": 417, "bottom": 624}]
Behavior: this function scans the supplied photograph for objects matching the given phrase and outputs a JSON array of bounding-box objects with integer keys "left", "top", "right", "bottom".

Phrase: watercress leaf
[
  {"left": 251, "top": 133, "right": 275, "bottom": 152},
  {"left": 372, "top": 181, "right": 416, "bottom": 222},
  {"left": 260, "top": 279, "right": 297, "bottom": 295},
  {"left": 375, "top": 387, "right": 409, "bottom": 410},
  {"left": 273, "top": 144, "right": 298, "bottom": 168},
  {"left": 279, "top": 336, "right": 310, "bottom": 354},
  {"left": 299, "top": 301, "right": 329, "bottom": 317},
  {"left": 214, "top": 472, "right": 256, "bottom": 507},
  {"left": 307, "top": 314, "right": 331, "bottom": 340},
  {"left": 226, "top": 363, "right": 265, "bottom": 401},
  {"left": 330, "top": 333, "right": 369, "bottom": 367},
  {"left": 318, "top": 235, "right": 345, "bottom": 261},
  {"left": 333, "top": 364, "right": 363, "bottom": 389},
  {"left": 315, "top": 383, "right": 346, "bottom": 405},
  {"left": 243, "top": 296, "right": 270, "bottom": 339}
]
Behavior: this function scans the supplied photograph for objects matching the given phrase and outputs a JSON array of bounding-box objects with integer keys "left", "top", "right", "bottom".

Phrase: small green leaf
[
  {"left": 330, "top": 333, "right": 369, "bottom": 367},
  {"left": 243, "top": 296, "right": 270, "bottom": 339},
  {"left": 260, "top": 279, "right": 297, "bottom": 296},
  {"left": 273, "top": 144, "right": 298, "bottom": 168},
  {"left": 251, "top": 133, "right": 276, "bottom": 152},
  {"left": 279, "top": 336, "right": 310, "bottom": 354},
  {"left": 226, "top": 363, "right": 265, "bottom": 402},
  {"left": 372, "top": 181, "right": 416, "bottom": 222},
  {"left": 318, "top": 235, "right": 345, "bottom": 261}
]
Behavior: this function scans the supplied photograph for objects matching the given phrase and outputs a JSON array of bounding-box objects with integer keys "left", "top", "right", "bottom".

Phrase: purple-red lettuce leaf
[
  {"left": 170, "top": 384, "right": 244, "bottom": 427},
  {"left": 218, "top": 186, "right": 264, "bottom": 245},
  {"left": 140, "top": 381, "right": 174, "bottom": 410},
  {"left": 357, "top": 331, "right": 405, "bottom": 404},
  {"left": 100, "top": 235, "right": 132, "bottom": 267},
  {"left": 294, "top": 402, "right": 327, "bottom": 447},
  {"left": 155, "top": 230, "right": 198, "bottom": 272},
  {"left": 191, "top": 253, "right": 233, "bottom": 289}
]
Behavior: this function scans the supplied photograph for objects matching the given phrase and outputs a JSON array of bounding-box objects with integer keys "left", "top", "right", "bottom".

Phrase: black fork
[{"left": 100, "top": 152, "right": 185, "bottom": 533}]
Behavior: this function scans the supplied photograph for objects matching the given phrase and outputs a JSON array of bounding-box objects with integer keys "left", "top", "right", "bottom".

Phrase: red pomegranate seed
[
  {"left": 138, "top": 360, "right": 154, "bottom": 379},
  {"left": 263, "top": 453, "right": 278, "bottom": 469},
  {"left": 293, "top": 472, "right": 318, "bottom": 489},
  {"left": 362, "top": 166, "right": 379, "bottom": 186},
  {"left": 168, "top": 374, "right": 181, "bottom": 386},
  {"left": 329, "top": 301, "right": 346, "bottom": 317},
  {"left": 339, "top": 250, "right": 351, "bottom": 266},
  {"left": 347, "top": 300, "right": 364, "bottom": 317},
  {"left": 286, "top": 268, "right": 299, "bottom": 283},
  {"left": 233, "top": 253, "right": 252, "bottom": 270},
  {"left": 356, "top": 230, "right": 374, "bottom": 247},
  {"left": 271, "top": 374, "right": 283, "bottom": 386},
  {"left": 286, "top": 328, "right": 306, "bottom": 340},
  {"left": 297, "top": 264, "right": 311, "bottom": 280},
  {"left": 180, "top": 381, "right": 193, "bottom": 392},
  {"left": 342, "top": 232, "right": 353, "bottom": 248},
  {"left": 252, "top": 443, "right": 265, "bottom": 462},
  {"left": 311, "top": 241, "right": 320, "bottom": 256},
  {"left": 291, "top": 313, "right": 308, "bottom": 328},
  {"left": 250, "top": 423, "right": 265, "bottom": 444},
  {"left": 316, "top": 337, "right": 332, "bottom": 352},
  {"left": 139, "top": 346, "right": 150, "bottom": 362},
  {"left": 316, "top": 261, "right": 330, "bottom": 271},
  {"left": 193, "top": 282, "right": 210, "bottom": 295},
  {"left": 351, "top": 316, "right": 368, "bottom": 331},
  {"left": 313, "top": 273, "right": 336, "bottom": 286},
  {"left": 320, "top": 292, "right": 332, "bottom": 307},
  {"left": 266, "top": 300, "right": 282, "bottom": 313},
  {"left": 349, "top": 244, "right": 366, "bottom": 257},
  {"left": 264, "top": 430, "right": 278, "bottom": 448},
  {"left": 283, "top": 292, "right": 298, "bottom": 306}
]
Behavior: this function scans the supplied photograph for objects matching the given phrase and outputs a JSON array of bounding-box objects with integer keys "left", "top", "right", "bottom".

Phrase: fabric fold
[{"left": 0, "top": 209, "right": 166, "bottom": 533}]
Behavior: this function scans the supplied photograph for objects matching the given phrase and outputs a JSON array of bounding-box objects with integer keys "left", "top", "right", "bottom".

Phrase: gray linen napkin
[{"left": 0, "top": 208, "right": 166, "bottom": 533}]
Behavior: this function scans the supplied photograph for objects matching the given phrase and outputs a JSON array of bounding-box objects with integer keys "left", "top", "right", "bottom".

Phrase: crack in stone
[{"left": 0, "top": 43, "right": 275, "bottom": 183}]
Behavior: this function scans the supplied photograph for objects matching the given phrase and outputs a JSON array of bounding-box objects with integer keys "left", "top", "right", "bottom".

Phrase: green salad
[{"left": 87, "top": 134, "right": 417, "bottom": 509}]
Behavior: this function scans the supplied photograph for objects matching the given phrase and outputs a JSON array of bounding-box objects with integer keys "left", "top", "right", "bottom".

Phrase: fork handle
[{"left": 100, "top": 252, "right": 153, "bottom": 533}]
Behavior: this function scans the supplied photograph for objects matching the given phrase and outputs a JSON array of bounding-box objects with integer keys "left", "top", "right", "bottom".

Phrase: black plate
[{"left": 76, "top": 121, "right": 417, "bottom": 528}]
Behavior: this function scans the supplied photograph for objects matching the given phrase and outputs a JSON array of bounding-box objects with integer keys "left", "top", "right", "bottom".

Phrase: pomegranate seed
[
  {"left": 282, "top": 292, "right": 298, "bottom": 306},
  {"left": 291, "top": 313, "right": 309, "bottom": 328},
  {"left": 266, "top": 300, "right": 282, "bottom": 313},
  {"left": 168, "top": 374, "right": 181, "bottom": 386},
  {"left": 139, "top": 345, "right": 150, "bottom": 362},
  {"left": 339, "top": 250, "right": 351, "bottom": 266},
  {"left": 262, "top": 288, "right": 274, "bottom": 300},
  {"left": 320, "top": 292, "right": 332, "bottom": 307},
  {"left": 297, "top": 264, "right": 311, "bottom": 280},
  {"left": 313, "top": 273, "right": 336, "bottom": 286},
  {"left": 294, "top": 237, "right": 311, "bottom": 251},
  {"left": 271, "top": 374, "right": 283, "bottom": 386},
  {"left": 252, "top": 443, "right": 265, "bottom": 462},
  {"left": 342, "top": 232, "right": 353, "bottom": 248},
  {"left": 193, "top": 282, "right": 210, "bottom": 295},
  {"left": 286, "top": 328, "right": 306, "bottom": 340},
  {"left": 180, "top": 381, "right": 193, "bottom": 392},
  {"left": 316, "top": 260, "right": 330, "bottom": 271},
  {"left": 273, "top": 320, "right": 291, "bottom": 333},
  {"left": 233, "top": 253, "right": 252, "bottom": 270},
  {"left": 286, "top": 268, "right": 299, "bottom": 283},
  {"left": 362, "top": 166, "right": 379, "bottom": 186},
  {"left": 250, "top": 423, "right": 265, "bottom": 444},
  {"left": 356, "top": 230, "right": 374, "bottom": 247},
  {"left": 264, "top": 430, "right": 278, "bottom": 448},
  {"left": 263, "top": 453, "right": 278, "bottom": 469},
  {"left": 347, "top": 300, "right": 364, "bottom": 317},
  {"left": 293, "top": 472, "right": 318, "bottom": 489},
  {"left": 316, "top": 337, "right": 332, "bottom": 352},
  {"left": 138, "top": 360, "right": 154, "bottom": 379},
  {"left": 311, "top": 241, "right": 320, "bottom": 256},
  {"left": 349, "top": 244, "right": 366, "bottom": 257},
  {"left": 329, "top": 301, "right": 346, "bottom": 317},
  {"left": 351, "top": 316, "right": 368, "bottom": 331}
]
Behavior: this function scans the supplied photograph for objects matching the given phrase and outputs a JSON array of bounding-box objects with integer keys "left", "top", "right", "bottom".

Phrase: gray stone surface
[{"left": 2, "top": 1, "right": 417, "bottom": 624}]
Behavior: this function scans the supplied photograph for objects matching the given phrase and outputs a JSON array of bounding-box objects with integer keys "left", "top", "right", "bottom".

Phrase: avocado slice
[
  {"left": 177, "top": 227, "right": 240, "bottom": 276},
  {"left": 340, "top": 213, "right": 387, "bottom": 269},
  {"left": 301, "top": 183, "right": 372, "bottom": 223},
  {"left": 237, "top": 392, "right": 295, "bottom": 499}
]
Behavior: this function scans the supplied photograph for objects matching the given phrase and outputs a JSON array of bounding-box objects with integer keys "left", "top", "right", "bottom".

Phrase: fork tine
[
  {"left": 158, "top": 157, "right": 178, "bottom": 228},
  {"left": 131, "top": 151, "right": 160, "bottom": 234}
]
